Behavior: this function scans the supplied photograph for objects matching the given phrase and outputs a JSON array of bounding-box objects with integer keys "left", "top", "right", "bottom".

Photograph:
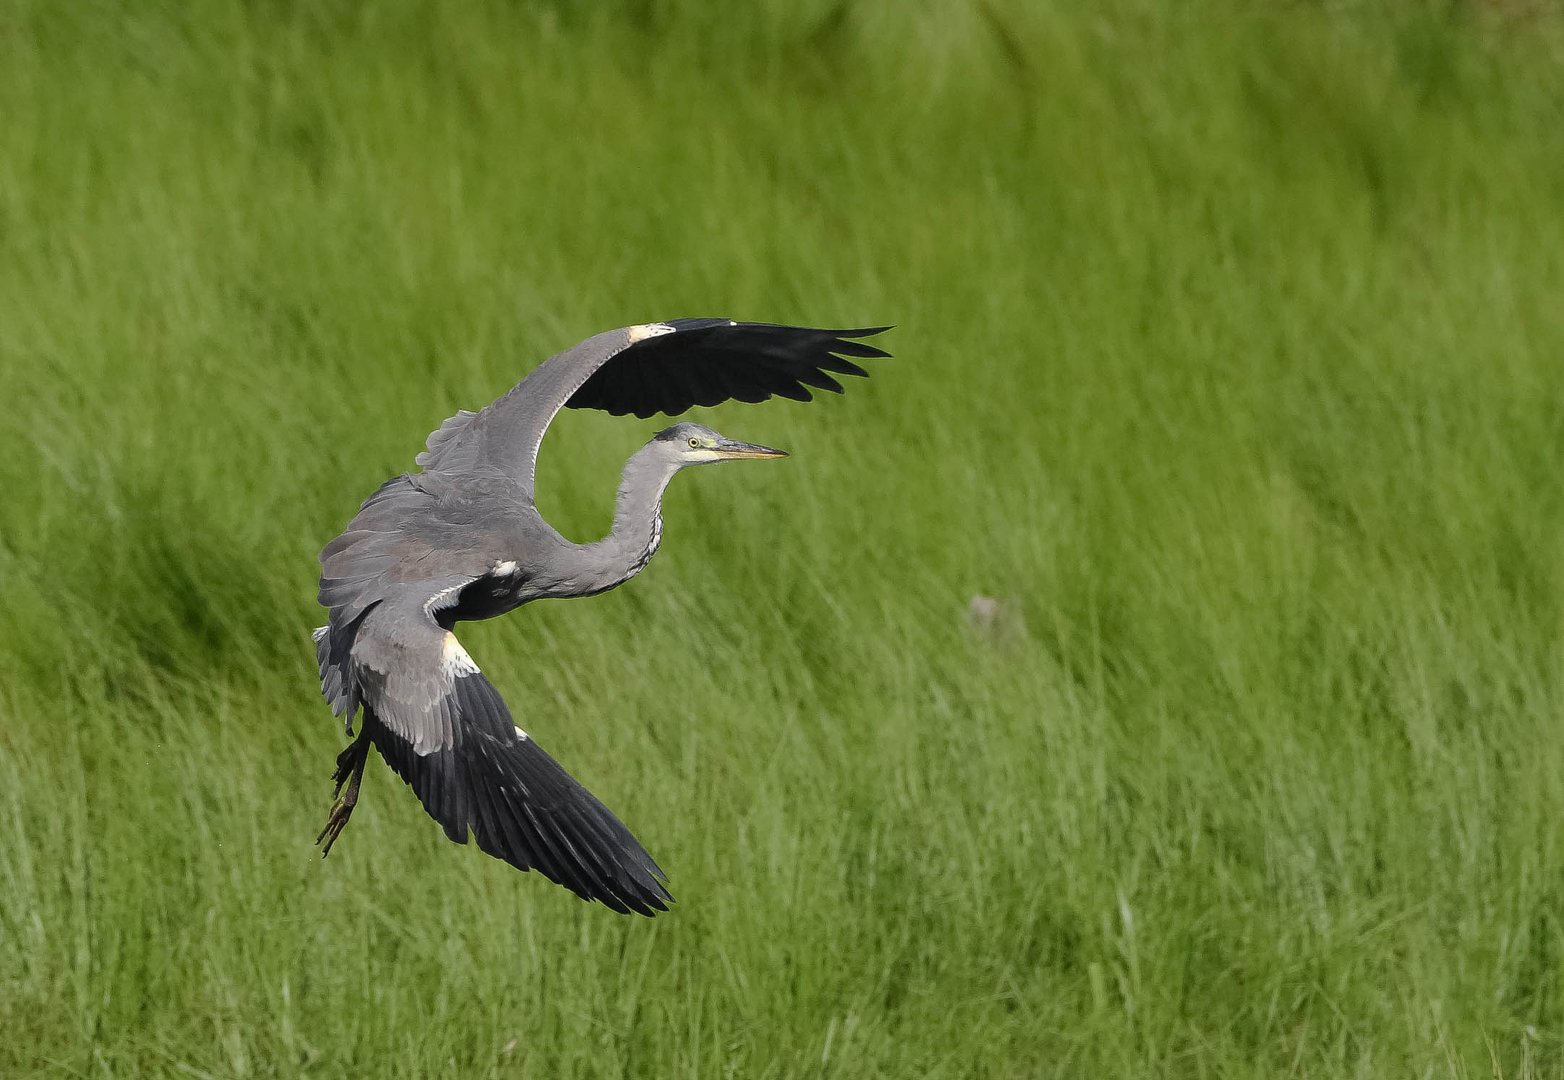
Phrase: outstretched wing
[
  {"left": 415, "top": 319, "right": 891, "bottom": 496},
  {"left": 340, "top": 586, "right": 672, "bottom": 915}
]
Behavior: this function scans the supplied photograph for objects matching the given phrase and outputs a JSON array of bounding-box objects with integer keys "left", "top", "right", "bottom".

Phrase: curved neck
[{"left": 575, "top": 444, "right": 681, "bottom": 595}]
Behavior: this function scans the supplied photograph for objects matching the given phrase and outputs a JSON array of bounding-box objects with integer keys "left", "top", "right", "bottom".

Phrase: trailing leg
[{"left": 316, "top": 731, "right": 371, "bottom": 856}]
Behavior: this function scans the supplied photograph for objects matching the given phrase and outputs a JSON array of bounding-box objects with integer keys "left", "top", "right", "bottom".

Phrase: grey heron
[{"left": 312, "top": 318, "right": 891, "bottom": 915}]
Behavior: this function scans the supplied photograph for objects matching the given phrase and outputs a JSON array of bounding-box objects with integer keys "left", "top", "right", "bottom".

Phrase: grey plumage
[{"left": 312, "top": 319, "right": 891, "bottom": 915}]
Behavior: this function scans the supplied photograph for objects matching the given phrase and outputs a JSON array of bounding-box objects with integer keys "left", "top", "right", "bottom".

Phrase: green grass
[{"left": 4, "top": 0, "right": 1564, "bottom": 1075}]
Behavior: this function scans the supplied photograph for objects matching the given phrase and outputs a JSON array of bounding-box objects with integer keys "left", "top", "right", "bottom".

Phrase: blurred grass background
[{"left": 3, "top": 0, "right": 1564, "bottom": 1075}]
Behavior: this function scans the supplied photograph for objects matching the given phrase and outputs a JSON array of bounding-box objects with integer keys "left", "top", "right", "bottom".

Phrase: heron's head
[{"left": 652, "top": 422, "right": 788, "bottom": 467}]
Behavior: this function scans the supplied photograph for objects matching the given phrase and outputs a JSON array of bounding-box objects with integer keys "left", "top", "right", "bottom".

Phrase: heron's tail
[{"left": 313, "top": 622, "right": 363, "bottom": 731}]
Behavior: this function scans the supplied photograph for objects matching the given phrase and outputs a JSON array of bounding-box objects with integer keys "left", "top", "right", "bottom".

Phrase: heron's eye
[{"left": 688, "top": 437, "right": 700, "bottom": 448}]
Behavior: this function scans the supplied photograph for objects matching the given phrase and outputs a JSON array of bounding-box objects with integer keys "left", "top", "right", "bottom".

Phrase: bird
[{"left": 312, "top": 318, "right": 891, "bottom": 916}]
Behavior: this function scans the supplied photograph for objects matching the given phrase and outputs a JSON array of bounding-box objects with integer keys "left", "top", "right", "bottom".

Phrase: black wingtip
[
  {"left": 569, "top": 319, "right": 893, "bottom": 419},
  {"left": 825, "top": 326, "right": 892, "bottom": 362}
]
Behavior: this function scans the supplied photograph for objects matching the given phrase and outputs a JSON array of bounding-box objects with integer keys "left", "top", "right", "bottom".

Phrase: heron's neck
[{"left": 577, "top": 446, "right": 680, "bottom": 594}]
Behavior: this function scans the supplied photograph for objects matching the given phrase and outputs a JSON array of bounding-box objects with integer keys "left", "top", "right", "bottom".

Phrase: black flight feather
[
  {"left": 364, "top": 671, "right": 671, "bottom": 916},
  {"left": 565, "top": 321, "right": 892, "bottom": 418}
]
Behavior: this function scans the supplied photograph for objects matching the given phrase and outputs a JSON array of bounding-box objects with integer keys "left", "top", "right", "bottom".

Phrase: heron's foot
[
  {"left": 316, "top": 790, "right": 357, "bottom": 856},
  {"left": 316, "top": 735, "right": 370, "bottom": 858}
]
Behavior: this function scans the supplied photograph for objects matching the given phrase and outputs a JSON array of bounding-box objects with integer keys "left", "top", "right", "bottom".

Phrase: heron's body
[
  {"left": 312, "top": 319, "right": 890, "bottom": 915},
  {"left": 332, "top": 470, "right": 656, "bottom": 622}
]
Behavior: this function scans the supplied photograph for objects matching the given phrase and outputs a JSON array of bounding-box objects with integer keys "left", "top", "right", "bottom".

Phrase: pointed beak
[{"left": 713, "top": 438, "right": 789, "bottom": 460}]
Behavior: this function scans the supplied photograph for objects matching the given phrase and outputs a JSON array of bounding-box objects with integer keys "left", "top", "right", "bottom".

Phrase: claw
[{"left": 316, "top": 799, "right": 353, "bottom": 856}]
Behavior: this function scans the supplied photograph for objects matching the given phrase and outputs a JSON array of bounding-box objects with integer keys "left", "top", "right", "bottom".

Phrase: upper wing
[
  {"left": 344, "top": 585, "right": 672, "bottom": 915},
  {"left": 415, "top": 319, "right": 891, "bottom": 495}
]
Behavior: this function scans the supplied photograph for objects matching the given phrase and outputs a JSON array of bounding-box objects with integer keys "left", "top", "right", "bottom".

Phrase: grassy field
[{"left": 4, "top": 0, "right": 1564, "bottom": 1075}]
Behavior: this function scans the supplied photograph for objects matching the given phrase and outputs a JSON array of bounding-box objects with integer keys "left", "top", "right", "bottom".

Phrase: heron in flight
[{"left": 312, "top": 318, "right": 890, "bottom": 915}]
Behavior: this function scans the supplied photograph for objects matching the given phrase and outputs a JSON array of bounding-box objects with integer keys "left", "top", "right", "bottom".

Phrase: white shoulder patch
[
  {"left": 424, "top": 580, "right": 471, "bottom": 616},
  {"left": 492, "top": 560, "right": 519, "bottom": 576},
  {"left": 627, "top": 322, "right": 676, "bottom": 344},
  {"left": 312, "top": 626, "right": 327, "bottom": 643},
  {"left": 440, "top": 633, "right": 480, "bottom": 677}
]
